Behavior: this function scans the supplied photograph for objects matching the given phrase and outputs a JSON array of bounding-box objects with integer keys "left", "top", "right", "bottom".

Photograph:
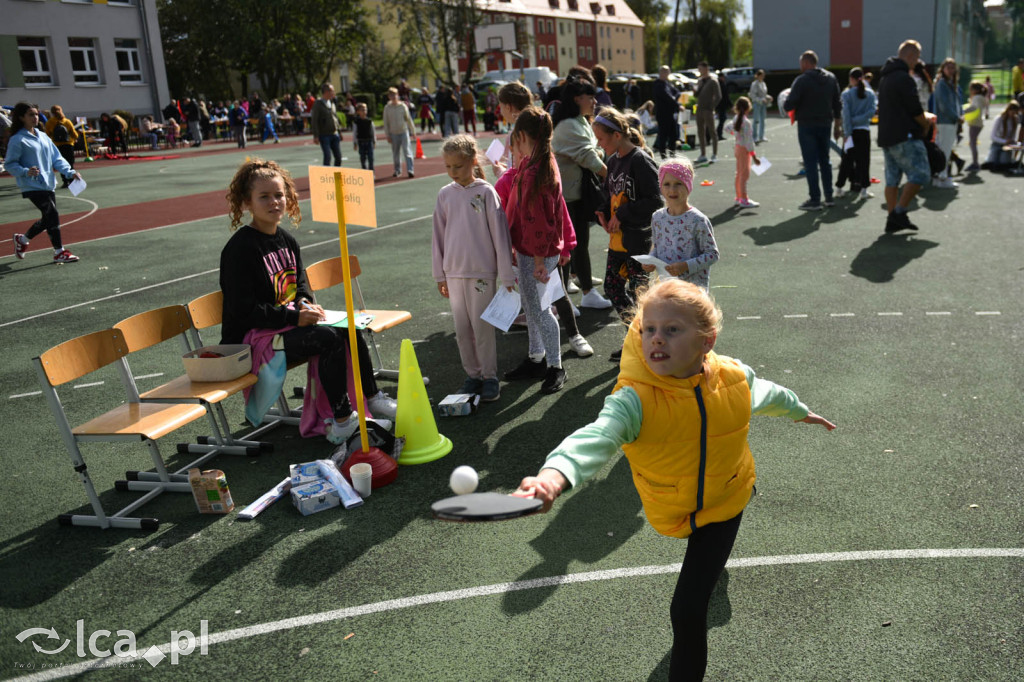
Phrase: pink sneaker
[
  {"left": 13, "top": 234, "right": 27, "bottom": 259},
  {"left": 54, "top": 249, "right": 80, "bottom": 264}
]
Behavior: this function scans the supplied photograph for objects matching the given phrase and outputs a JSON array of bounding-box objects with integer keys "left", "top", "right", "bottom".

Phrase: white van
[{"left": 480, "top": 67, "right": 558, "bottom": 93}]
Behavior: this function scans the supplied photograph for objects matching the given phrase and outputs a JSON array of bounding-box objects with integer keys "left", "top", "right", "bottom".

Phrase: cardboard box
[
  {"left": 438, "top": 393, "right": 480, "bottom": 417},
  {"left": 289, "top": 461, "right": 323, "bottom": 487},
  {"left": 188, "top": 468, "right": 234, "bottom": 514},
  {"left": 290, "top": 479, "right": 341, "bottom": 516},
  {"left": 182, "top": 344, "right": 251, "bottom": 382}
]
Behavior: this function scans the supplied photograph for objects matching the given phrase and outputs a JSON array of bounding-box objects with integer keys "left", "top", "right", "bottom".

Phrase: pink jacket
[{"left": 494, "top": 158, "right": 574, "bottom": 259}]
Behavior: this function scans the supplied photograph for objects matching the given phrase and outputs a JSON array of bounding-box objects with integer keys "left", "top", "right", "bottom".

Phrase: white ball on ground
[{"left": 449, "top": 465, "right": 479, "bottom": 495}]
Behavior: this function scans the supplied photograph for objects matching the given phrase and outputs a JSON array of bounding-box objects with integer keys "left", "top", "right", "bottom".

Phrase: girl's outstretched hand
[
  {"left": 513, "top": 469, "right": 567, "bottom": 513},
  {"left": 437, "top": 281, "right": 449, "bottom": 298},
  {"left": 533, "top": 257, "right": 549, "bottom": 283},
  {"left": 798, "top": 411, "right": 837, "bottom": 430}
]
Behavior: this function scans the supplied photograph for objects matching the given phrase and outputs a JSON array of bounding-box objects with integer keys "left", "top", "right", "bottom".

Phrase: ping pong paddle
[{"left": 431, "top": 492, "right": 542, "bottom": 522}]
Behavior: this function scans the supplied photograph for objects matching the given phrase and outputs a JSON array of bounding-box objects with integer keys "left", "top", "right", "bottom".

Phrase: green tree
[
  {"left": 353, "top": 42, "right": 424, "bottom": 102},
  {"left": 664, "top": 0, "right": 744, "bottom": 69},
  {"left": 385, "top": 0, "right": 488, "bottom": 86},
  {"left": 157, "top": 0, "right": 369, "bottom": 99}
]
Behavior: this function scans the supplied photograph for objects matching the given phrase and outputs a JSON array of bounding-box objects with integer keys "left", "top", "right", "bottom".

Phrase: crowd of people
[{"left": 4, "top": 39, "right": 1022, "bottom": 682}]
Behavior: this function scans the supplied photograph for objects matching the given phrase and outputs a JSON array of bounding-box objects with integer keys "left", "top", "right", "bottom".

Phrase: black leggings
[
  {"left": 23, "top": 191, "right": 63, "bottom": 249},
  {"left": 565, "top": 199, "right": 594, "bottom": 290},
  {"left": 554, "top": 266, "right": 580, "bottom": 337},
  {"left": 280, "top": 326, "right": 378, "bottom": 419},
  {"left": 669, "top": 512, "right": 743, "bottom": 681},
  {"left": 836, "top": 129, "right": 870, "bottom": 190}
]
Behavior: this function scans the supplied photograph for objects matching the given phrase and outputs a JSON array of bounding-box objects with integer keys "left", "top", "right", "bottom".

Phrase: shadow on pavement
[{"left": 849, "top": 233, "right": 940, "bottom": 283}]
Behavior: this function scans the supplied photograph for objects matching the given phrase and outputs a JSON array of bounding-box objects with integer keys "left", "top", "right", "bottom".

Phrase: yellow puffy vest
[{"left": 614, "top": 324, "right": 754, "bottom": 538}]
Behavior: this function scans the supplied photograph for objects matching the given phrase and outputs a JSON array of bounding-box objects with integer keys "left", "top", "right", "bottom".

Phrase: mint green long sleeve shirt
[{"left": 543, "top": 360, "right": 809, "bottom": 489}]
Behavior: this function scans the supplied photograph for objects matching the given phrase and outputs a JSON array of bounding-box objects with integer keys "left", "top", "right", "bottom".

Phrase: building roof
[{"left": 484, "top": 0, "right": 644, "bottom": 28}]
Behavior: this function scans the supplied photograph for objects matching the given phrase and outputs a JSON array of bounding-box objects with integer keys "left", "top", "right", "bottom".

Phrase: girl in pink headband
[{"left": 643, "top": 156, "right": 720, "bottom": 291}]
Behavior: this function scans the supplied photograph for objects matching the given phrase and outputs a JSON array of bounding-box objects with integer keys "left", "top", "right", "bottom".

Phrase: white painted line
[
  {"left": 877, "top": 312, "right": 903, "bottom": 316},
  {"left": 783, "top": 314, "right": 808, "bottom": 318},
  {"left": 73, "top": 381, "right": 104, "bottom": 389},
  {"left": 975, "top": 311, "right": 1001, "bottom": 316},
  {"left": 17, "top": 547, "right": 1022, "bottom": 682},
  {"left": 736, "top": 315, "right": 761, "bottom": 320},
  {"left": 61, "top": 196, "right": 100, "bottom": 228},
  {"left": 9, "top": 391, "right": 42, "bottom": 399},
  {"left": 133, "top": 373, "right": 165, "bottom": 380},
  {"left": 830, "top": 313, "right": 855, "bottom": 317},
  {"left": 926, "top": 311, "right": 952, "bottom": 316},
  {"left": 0, "top": 214, "right": 433, "bottom": 328}
]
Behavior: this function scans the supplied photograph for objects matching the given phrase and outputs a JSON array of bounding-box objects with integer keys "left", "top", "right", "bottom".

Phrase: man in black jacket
[
  {"left": 783, "top": 50, "right": 842, "bottom": 210},
  {"left": 653, "top": 65, "right": 680, "bottom": 159},
  {"left": 877, "top": 40, "right": 933, "bottom": 233}
]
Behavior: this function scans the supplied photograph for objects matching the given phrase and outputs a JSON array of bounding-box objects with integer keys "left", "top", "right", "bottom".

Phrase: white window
[
  {"left": 69, "top": 37, "right": 102, "bottom": 84},
  {"left": 114, "top": 38, "right": 144, "bottom": 83},
  {"left": 559, "top": 22, "right": 564, "bottom": 36},
  {"left": 18, "top": 37, "right": 53, "bottom": 86}
]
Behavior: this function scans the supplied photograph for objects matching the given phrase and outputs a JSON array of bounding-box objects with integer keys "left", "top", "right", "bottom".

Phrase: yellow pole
[{"left": 334, "top": 172, "right": 370, "bottom": 453}]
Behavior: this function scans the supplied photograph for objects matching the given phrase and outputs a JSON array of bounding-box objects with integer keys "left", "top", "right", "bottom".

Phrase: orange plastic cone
[
  {"left": 395, "top": 339, "right": 452, "bottom": 465},
  {"left": 415, "top": 137, "right": 426, "bottom": 159}
]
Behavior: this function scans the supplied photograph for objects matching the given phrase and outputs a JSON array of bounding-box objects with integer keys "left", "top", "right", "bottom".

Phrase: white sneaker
[
  {"left": 367, "top": 391, "right": 397, "bottom": 420},
  {"left": 859, "top": 188, "right": 874, "bottom": 199},
  {"left": 571, "top": 302, "right": 581, "bottom": 317},
  {"left": 709, "top": 154, "right": 717, "bottom": 164},
  {"left": 325, "top": 413, "right": 359, "bottom": 445},
  {"left": 739, "top": 198, "right": 760, "bottom": 208},
  {"left": 834, "top": 187, "right": 846, "bottom": 197},
  {"left": 568, "top": 334, "right": 594, "bottom": 357},
  {"left": 695, "top": 155, "right": 708, "bottom": 164},
  {"left": 565, "top": 280, "right": 580, "bottom": 294},
  {"left": 933, "top": 177, "right": 959, "bottom": 189},
  {"left": 579, "top": 289, "right": 613, "bottom": 309},
  {"left": 325, "top": 412, "right": 392, "bottom": 445}
]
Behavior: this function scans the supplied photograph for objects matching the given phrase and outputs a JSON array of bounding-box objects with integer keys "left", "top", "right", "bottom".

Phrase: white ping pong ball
[{"left": 449, "top": 466, "right": 479, "bottom": 495}]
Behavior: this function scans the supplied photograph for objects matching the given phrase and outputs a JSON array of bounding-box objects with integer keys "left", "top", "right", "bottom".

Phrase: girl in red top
[{"left": 495, "top": 107, "right": 571, "bottom": 394}]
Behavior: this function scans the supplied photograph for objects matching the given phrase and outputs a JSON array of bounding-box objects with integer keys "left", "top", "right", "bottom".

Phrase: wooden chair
[
  {"left": 305, "top": 255, "right": 412, "bottom": 380},
  {"left": 113, "top": 305, "right": 270, "bottom": 492},
  {"left": 33, "top": 329, "right": 209, "bottom": 529},
  {"left": 186, "top": 291, "right": 302, "bottom": 437}
]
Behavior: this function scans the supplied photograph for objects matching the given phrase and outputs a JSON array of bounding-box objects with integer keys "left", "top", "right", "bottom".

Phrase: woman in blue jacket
[
  {"left": 932, "top": 58, "right": 963, "bottom": 189},
  {"left": 4, "top": 102, "right": 83, "bottom": 263},
  {"left": 835, "top": 68, "right": 877, "bottom": 199}
]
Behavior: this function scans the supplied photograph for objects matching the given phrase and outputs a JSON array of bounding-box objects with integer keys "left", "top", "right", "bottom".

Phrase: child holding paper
[
  {"left": 730, "top": 96, "right": 761, "bottom": 208},
  {"left": 494, "top": 108, "right": 571, "bottom": 394},
  {"left": 220, "top": 158, "right": 396, "bottom": 444},
  {"left": 432, "top": 135, "right": 516, "bottom": 403},
  {"left": 496, "top": 82, "right": 592, "bottom": 358},
  {"left": 642, "top": 159, "right": 719, "bottom": 292}
]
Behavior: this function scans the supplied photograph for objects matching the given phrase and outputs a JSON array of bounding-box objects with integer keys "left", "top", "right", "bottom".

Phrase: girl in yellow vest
[{"left": 515, "top": 278, "right": 835, "bottom": 680}]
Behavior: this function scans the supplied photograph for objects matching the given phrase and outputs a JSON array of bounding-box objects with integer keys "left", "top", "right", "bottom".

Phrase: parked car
[
  {"left": 720, "top": 67, "right": 761, "bottom": 94},
  {"left": 473, "top": 79, "right": 509, "bottom": 95},
  {"left": 480, "top": 67, "right": 558, "bottom": 94}
]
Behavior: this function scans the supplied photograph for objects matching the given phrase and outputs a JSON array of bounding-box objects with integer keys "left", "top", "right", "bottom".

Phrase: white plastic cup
[{"left": 350, "top": 463, "right": 373, "bottom": 498}]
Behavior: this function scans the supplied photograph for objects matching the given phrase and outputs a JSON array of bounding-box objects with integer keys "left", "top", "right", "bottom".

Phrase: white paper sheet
[
  {"left": 480, "top": 287, "right": 521, "bottom": 332},
  {"left": 68, "top": 177, "right": 87, "bottom": 196},
  {"left": 318, "top": 309, "right": 374, "bottom": 329},
  {"left": 485, "top": 139, "right": 506, "bottom": 164},
  {"left": 631, "top": 254, "right": 671, "bottom": 278},
  {"left": 537, "top": 271, "right": 565, "bottom": 310},
  {"left": 751, "top": 158, "right": 772, "bottom": 176},
  {"left": 843, "top": 136, "right": 854, "bottom": 152}
]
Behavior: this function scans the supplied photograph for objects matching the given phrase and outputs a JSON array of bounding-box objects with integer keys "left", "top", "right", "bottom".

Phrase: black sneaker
[
  {"left": 479, "top": 378, "right": 500, "bottom": 402},
  {"left": 884, "top": 211, "right": 919, "bottom": 233},
  {"left": 458, "top": 377, "right": 483, "bottom": 394},
  {"left": 609, "top": 349, "right": 622, "bottom": 362},
  {"left": 798, "top": 199, "right": 823, "bottom": 211},
  {"left": 540, "top": 366, "right": 567, "bottom": 394},
  {"left": 503, "top": 357, "right": 547, "bottom": 381}
]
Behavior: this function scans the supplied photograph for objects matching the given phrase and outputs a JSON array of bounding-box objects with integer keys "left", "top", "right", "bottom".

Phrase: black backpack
[{"left": 51, "top": 123, "right": 69, "bottom": 144}]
